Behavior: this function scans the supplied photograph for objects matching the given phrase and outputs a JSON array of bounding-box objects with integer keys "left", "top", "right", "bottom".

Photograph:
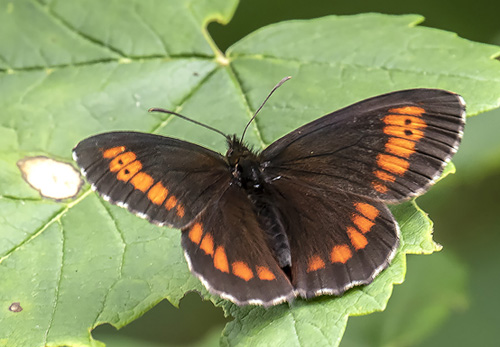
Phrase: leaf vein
[
  {"left": 93, "top": 198, "right": 127, "bottom": 325},
  {"left": 43, "top": 219, "right": 64, "bottom": 345},
  {"left": 150, "top": 65, "right": 219, "bottom": 134},
  {"left": 224, "top": 65, "right": 266, "bottom": 148},
  {"left": 231, "top": 54, "right": 500, "bottom": 83},
  {"left": 42, "top": 1, "right": 126, "bottom": 58}
]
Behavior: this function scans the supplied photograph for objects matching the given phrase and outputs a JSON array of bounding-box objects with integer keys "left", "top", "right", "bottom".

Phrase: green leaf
[
  {"left": 341, "top": 251, "right": 467, "bottom": 347},
  {"left": 1, "top": 2, "right": 499, "bottom": 346}
]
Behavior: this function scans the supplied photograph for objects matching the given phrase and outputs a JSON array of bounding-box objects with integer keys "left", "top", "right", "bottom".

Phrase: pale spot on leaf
[{"left": 17, "top": 156, "right": 82, "bottom": 200}]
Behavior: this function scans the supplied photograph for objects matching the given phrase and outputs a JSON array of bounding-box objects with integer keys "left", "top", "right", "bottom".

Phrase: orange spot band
[
  {"left": 374, "top": 170, "right": 396, "bottom": 183},
  {"left": 214, "top": 247, "right": 229, "bottom": 273},
  {"left": 188, "top": 223, "right": 203, "bottom": 245},
  {"left": 130, "top": 172, "right": 154, "bottom": 192},
  {"left": 383, "top": 115, "right": 427, "bottom": 128},
  {"left": 256, "top": 266, "right": 276, "bottom": 281},
  {"left": 388, "top": 106, "right": 425, "bottom": 116},
  {"left": 330, "top": 245, "right": 352, "bottom": 263},
  {"left": 148, "top": 182, "right": 168, "bottom": 205},
  {"left": 384, "top": 126, "right": 424, "bottom": 141},
  {"left": 377, "top": 154, "right": 409, "bottom": 176},
  {"left": 109, "top": 152, "right": 136, "bottom": 172},
  {"left": 117, "top": 160, "right": 142, "bottom": 182},
  {"left": 355, "top": 202, "right": 380, "bottom": 221},
  {"left": 200, "top": 233, "right": 214, "bottom": 256},
  {"left": 385, "top": 137, "right": 417, "bottom": 158},
  {"left": 347, "top": 227, "right": 368, "bottom": 250},
  {"left": 165, "top": 196, "right": 177, "bottom": 210},
  {"left": 372, "top": 181, "right": 388, "bottom": 193},
  {"left": 372, "top": 181, "right": 389, "bottom": 194},
  {"left": 103, "top": 146, "right": 125, "bottom": 159},
  {"left": 232, "top": 261, "right": 254, "bottom": 281},
  {"left": 176, "top": 204, "right": 185, "bottom": 218},
  {"left": 352, "top": 214, "right": 375, "bottom": 234},
  {"left": 307, "top": 255, "right": 326, "bottom": 272}
]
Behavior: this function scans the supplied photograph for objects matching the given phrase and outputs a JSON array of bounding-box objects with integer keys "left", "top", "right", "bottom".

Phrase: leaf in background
[
  {"left": 341, "top": 251, "right": 467, "bottom": 347},
  {"left": 0, "top": 1, "right": 499, "bottom": 347}
]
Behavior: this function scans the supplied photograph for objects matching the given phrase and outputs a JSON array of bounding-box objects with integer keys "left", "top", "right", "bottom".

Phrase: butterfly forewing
[
  {"left": 73, "top": 132, "right": 229, "bottom": 228},
  {"left": 261, "top": 89, "right": 466, "bottom": 203}
]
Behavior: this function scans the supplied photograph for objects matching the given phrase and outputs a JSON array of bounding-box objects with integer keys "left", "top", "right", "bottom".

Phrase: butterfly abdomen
[{"left": 227, "top": 138, "right": 294, "bottom": 273}]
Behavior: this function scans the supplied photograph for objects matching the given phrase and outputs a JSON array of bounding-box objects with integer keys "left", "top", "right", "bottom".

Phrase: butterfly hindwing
[
  {"left": 262, "top": 89, "right": 466, "bottom": 203},
  {"left": 73, "top": 132, "right": 229, "bottom": 228},
  {"left": 267, "top": 178, "right": 399, "bottom": 297},
  {"left": 181, "top": 183, "right": 294, "bottom": 306}
]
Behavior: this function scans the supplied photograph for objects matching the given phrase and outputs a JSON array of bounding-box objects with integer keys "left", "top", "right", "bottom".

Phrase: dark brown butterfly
[{"left": 73, "top": 81, "right": 465, "bottom": 307}]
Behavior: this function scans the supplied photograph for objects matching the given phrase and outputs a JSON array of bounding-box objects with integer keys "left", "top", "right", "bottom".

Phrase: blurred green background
[{"left": 93, "top": 0, "right": 500, "bottom": 346}]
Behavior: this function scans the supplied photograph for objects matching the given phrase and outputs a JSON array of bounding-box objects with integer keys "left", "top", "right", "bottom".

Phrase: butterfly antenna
[
  {"left": 148, "top": 108, "right": 229, "bottom": 140},
  {"left": 241, "top": 76, "right": 292, "bottom": 141}
]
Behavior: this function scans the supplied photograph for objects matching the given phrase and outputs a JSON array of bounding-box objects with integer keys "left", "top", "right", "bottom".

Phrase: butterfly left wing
[
  {"left": 74, "top": 132, "right": 295, "bottom": 306},
  {"left": 73, "top": 131, "right": 230, "bottom": 228},
  {"left": 181, "top": 183, "right": 295, "bottom": 306}
]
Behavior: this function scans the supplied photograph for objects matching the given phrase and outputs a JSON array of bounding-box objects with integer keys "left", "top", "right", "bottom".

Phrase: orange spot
[
  {"left": 103, "top": 146, "right": 125, "bottom": 158},
  {"left": 377, "top": 154, "right": 409, "bottom": 176},
  {"left": 374, "top": 170, "right": 396, "bottom": 182},
  {"left": 386, "top": 142, "right": 414, "bottom": 158},
  {"left": 354, "top": 202, "right": 380, "bottom": 221},
  {"left": 200, "top": 233, "right": 214, "bottom": 256},
  {"left": 116, "top": 160, "right": 142, "bottom": 182},
  {"left": 383, "top": 115, "right": 426, "bottom": 128},
  {"left": 214, "top": 247, "right": 229, "bottom": 273},
  {"left": 147, "top": 182, "right": 168, "bottom": 205},
  {"left": 347, "top": 227, "right": 368, "bottom": 250},
  {"left": 109, "top": 152, "right": 136, "bottom": 172},
  {"left": 165, "top": 196, "right": 177, "bottom": 210},
  {"left": 387, "top": 137, "right": 417, "bottom": 150},
  {"left": 256, "top": 266, "right": 276, "bottom": 281},
  {"left": 384, "top": 126, "right": 424, "bottom": 141},
  {"left": 307, "top": 255, "right": 326, "bottom": 272},
  {"left": 330, "top": 245, "right": 352, "bottom": 263},
  {"left": 372, "top": 181, "right": 388, "bottom": 193},
  {"left": 385, "top": 137, "right": 417, "bottom": 158},
  {"left": 130, "top": 172, "right": 154, "bottom": 192},
  {"left": 352, "top": 214, "right": 375, "bottom": 234},
  {"left": 388, "top": 106, "right": 425, "bottom": 116},
  {"left": 188, "top": 223, "right": 203, "bottom": 245},
  {"left": 176, "top": 204, "right": 185, "bottom": 218},
  {"left": 232, "top": 261, "right": 254, "bottom": 281}
]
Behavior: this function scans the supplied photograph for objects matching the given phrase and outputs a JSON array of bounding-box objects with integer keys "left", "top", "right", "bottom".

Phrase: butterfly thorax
[{"left": 226, "top": 135, "right": 292, "bottom": 269}]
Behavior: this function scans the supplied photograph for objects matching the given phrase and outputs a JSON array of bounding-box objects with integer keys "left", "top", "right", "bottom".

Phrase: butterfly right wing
[
  {"left": 256, "top": 89, "right": 465, "bottom": 298},
  {"left": 73, "top": 131, "right": 230, "bottom": 229},
  {"left": 261, "top": 89, "right": 466, "bottom": 203},
  {"left": 265, "top": 177, "right": 399, "bottom": 298}
]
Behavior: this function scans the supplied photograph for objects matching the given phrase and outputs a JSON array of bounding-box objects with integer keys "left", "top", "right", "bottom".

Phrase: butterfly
[{"left": 73, "top": 80, "right": 465, "bottom": 307}]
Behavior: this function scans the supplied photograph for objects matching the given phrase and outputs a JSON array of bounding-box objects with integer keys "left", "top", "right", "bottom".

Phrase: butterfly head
[
  {"left": 226, "top": 135, "right": 263, "bottom": 187},
  {"left": 226, "top": 135, "right": 257, "bottom": 166}
]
